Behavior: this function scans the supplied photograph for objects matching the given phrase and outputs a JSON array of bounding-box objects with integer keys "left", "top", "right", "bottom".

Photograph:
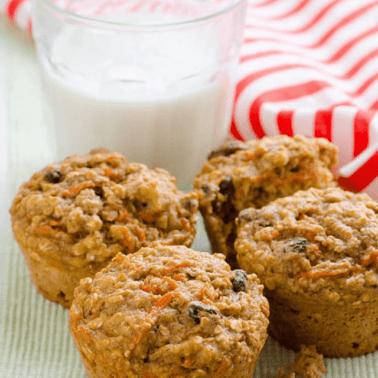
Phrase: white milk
[{"left": 39, "top": 16, "right": 235, "bottom": 188}]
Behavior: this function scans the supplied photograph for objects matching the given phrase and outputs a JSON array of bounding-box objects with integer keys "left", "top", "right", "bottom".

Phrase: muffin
[
  {"left": 194, "top": 135, "right": 338, "bottom": 268},
  {"left": 69, "top": 245, "right": 269, "bottom": 378},
  {"left": 235, "top": 187, "right": 378, "bottom": 357},
  {"left": 10, "top": 149, "right": 198, "bottom": 308}
]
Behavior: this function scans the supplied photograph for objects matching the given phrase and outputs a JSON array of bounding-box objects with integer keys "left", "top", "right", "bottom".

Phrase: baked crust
[
  {"left": 194, "top": 135, "right": 338, "bottom": 268},
  {"left": 235, "top": 187, "right": 378, "bottom": 357},
  {"left": 10, "top": 149, "right": 198, "bottom": 308},
  {"left": 69, "top": 245, "right": 269, "bottom": 378}
]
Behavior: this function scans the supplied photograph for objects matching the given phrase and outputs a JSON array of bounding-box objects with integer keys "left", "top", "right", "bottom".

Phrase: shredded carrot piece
[
  {"left": 140, "top": 284, "right": 165, "bottom": 295},
  {"left": 159, "top": 262, "right": 195, "bottom": 276},
  {"left": 361, "top": 307, "right": 367, "bottom": 316},
  {"left": 196, "top": 285, "right": 219, "bottom": 302},
  {"left": 112, "top": 252, "right": 125, "bottom": 264},
  {"left": 163, "top": 277, "right": 179, "bottom": 291},
  {"left": 260, "top": 229, "right": 279, "bottom": 242},
  {"left": 62, "top": 182, "right": 96, "bottom": 197},
  {"left": 105, "top": 253, "right": 132, "bottom": 273},
  {"left": 120, "top": 226, "right": 136, "bottom": 252},
  {"left": 211, "top": 357, "right": 229, "bottom": 378},
  {"left": 361, "top": 251, "right": 378, "bottom": 266},
  {"left": 126, "top": 323, "right": 152, "bottom": 358},
  {"left": 260, "top": 302, "right": 269, "bottom": 318},
  {"left": 183, "top": 356, "right": 196, "bottom": 368},
  {"left": 301, "top": 269, "right": 349, "bottom": 280},
  {"left": 180, "top": 218, "right": 189, "bottom": 229},
  {"left": 307, "top": 245, "right": 320, "bottom": 258},
  {"left": 289, "top": 173, "right": 316, "bottom": 183},
  {"left": 74, "top": 326, "right": 91, "bottom": 343},
  {"left": 353, "top": 266, "right": 363, "bottom": 273},
  {"left": 117, "top": 210, "right": 129, "bottom": 222},
  {"left": 244, "top": 152, "right": 255, "bottom": 161},
  {"left": 171, "top": 274, "right": 185, "bottom": 282},
  {"left": 140, "top": 213, "right": 156, "bottom": 223},
  {"left": 49, "top": 220, "right": 62, "bottom": 227},
  {"left": 34, "top": 225, "right": 55, "bottom": 234},
  {"left": 103, "top": 167, "right": 122, "bottom": 181},
  {"left": 153, "top": 292, "right": 174, "bottom": 312},
  {"left": 135, "top": 227, "right": 146, "bottom": 242},
  {"left": 141, "top": 371, "right": 156, "bottom": 378},
  {"left": 68, "top": 308, "right": 83, "bottom": 324},
  {"left": 305, "top": 230, "right": 316, "bottom": 242},
  {"left": 103, "top": 167, "right": 112, "bottom": 177},
  {"left": 150, "top": 182, "right": 157, "bottom": 188},
  {"left": 125, "top": 292, "right": 175, "bottom": 359}
]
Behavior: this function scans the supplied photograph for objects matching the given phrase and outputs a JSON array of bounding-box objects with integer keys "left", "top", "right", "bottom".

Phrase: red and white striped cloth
[{"left": 2, "top": 0, "right": 378, "bottom": 199}]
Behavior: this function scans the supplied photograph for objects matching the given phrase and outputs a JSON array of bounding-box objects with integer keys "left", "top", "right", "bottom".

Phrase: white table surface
[{"left": 1, "top": 14, "right": 378, "bottom": 378}]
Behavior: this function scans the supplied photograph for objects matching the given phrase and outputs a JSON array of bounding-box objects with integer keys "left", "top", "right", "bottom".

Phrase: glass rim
[{"left": 36, "top": 0, "right": 247, "bottom": 28}]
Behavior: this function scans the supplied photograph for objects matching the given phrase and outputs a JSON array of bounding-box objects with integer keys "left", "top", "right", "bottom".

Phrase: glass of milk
[{"left": 32, "top": 0, "right": 247, "bottom": 189}]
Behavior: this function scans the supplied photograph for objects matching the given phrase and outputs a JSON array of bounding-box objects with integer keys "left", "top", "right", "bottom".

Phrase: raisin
[
  {"left": 291, "top": 238, "right": 308, "bottom": 253},
  {"left": 183, "top": 198, "right": 197, "bottom": 211},
  {"left": 188, "top": 301, "right": 217, "bottom": 325},
  {"left": 219, "top": 177, "right": 234, "bottom": 197},
  {"left": 45, "top": 170, "right": 62, "bottom": 183},
  {"left": 202, "top": 185, "right": 210, "bottom": 195},
  {"left": 238, "top": 211, "right": 254, "bottom": 222},
  {"left": 134, "top": 201, "right": 148, "bottom": 211},
  {"left": 153, "top": 325, "right": 160, "bottom": 333},
  {"left": 207, "top": 141, "right": 247, "bottom": 160},
  {"left": 94, "top": 186, "right": 104, "bottom": 198},
  {"left": 73, "top": 231, "right": 87, "bottom": 240},
  {"left": 232, "top": 270, "right": 247, "bottom": 292}
]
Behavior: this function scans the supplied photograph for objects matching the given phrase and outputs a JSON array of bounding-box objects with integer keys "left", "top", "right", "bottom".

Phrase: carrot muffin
[
  {"left": 69, "top": 245, "right": 269, "bottom": 378},
  {"left": 235, "top": 187, "right": 378, "bottom": 357},
  {"left": 194, "top": 135, "right": 338, "bottom": 268},
  {"left": 9, "top": 149, "right": 198, "bottom": 308}
]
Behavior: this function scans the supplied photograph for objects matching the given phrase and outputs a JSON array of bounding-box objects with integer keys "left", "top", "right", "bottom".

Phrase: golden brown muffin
[
  {"left": 236, "top": 187, "right": 378, "bottom": 357},
  {"left": 194, "top": 135, "right": 338, "bottom": 268},
  {"left": 69, "top": 245, "right": 269, "bottom": 378},
  {"left": 10, "top": 149, "right": 198, "bottom": 308}
]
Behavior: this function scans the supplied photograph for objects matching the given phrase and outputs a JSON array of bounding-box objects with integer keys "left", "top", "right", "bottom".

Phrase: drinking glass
[{"left": 32, "top": 0, "right": 247, "bottom": 189}]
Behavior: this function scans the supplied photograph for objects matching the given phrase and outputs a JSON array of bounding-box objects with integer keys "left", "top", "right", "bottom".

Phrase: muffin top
[
  {"left": 69, "top": 245, "right": 269, "bottom": 378},
  {"left": 236, "top": 188, "right": 378, "bottom": 303},
  {"left": 10, "top": 149, "right": 198, "bottom": 268},
  {"left": 194, "top": 135, "right": 338, "bottom": 214}
]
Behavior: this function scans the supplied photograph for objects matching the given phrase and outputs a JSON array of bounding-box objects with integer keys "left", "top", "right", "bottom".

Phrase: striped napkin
[{"left": 2, "top": 0, "right": 378, "bottom": 199}]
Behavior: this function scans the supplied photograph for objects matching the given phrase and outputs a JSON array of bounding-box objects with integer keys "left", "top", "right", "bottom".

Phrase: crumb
[{"left": 274, "top": 345, "right": 327, "bottom": 378}]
